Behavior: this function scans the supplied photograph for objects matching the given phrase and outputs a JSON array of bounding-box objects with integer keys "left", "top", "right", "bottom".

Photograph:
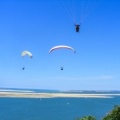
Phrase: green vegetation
[
  {"left": 75, "top": 105, "right": 120, "bottom": 120},
  {"left": 75, "top": 116, "right": 96, "bottom": 120},
  {"left": 103, "top": 105, "right": 120, "bottom": 120}
]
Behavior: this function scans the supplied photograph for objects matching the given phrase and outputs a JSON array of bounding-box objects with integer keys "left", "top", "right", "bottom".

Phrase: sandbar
[{"left": 0, "top": 92, "right": 119, "bottom": 98}]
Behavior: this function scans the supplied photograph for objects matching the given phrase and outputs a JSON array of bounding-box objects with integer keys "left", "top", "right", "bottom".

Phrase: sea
[{"left": 0, "top": 88, "right": 120, "bottom": 120}]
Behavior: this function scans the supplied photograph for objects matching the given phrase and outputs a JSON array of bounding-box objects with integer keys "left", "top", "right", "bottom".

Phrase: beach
[{"left": 0, "top": 91, "right": 120, "bottom": 98}]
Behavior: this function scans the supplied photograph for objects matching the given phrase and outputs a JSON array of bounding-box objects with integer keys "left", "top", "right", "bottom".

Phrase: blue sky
[{"left": 0, "top": 0, "right": 120, "bottom": 90}]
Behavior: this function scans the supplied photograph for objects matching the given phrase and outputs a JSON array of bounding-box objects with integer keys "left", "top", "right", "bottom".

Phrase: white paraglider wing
[
  {"left": 21, "top": 51, "right": 33, "bottom": 58},
  {"left": 49, "top": 45, "right": 76, "bottom": 53}
]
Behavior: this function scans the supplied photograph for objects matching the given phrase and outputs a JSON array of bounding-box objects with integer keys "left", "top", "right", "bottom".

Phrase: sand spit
[
  {"left": 0, "top": 89, "right": 34, "bottom": 93},
  {"left": 0, "top": 92, "right": 119, "bottom": 98}
]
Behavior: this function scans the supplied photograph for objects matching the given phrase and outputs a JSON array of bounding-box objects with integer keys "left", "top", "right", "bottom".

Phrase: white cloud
[
  {"left": 81, "top": 75, "right": 114, "bottom": 80},
  {"left": 45, "top": 75, "right": 115, "bottom": 81}
]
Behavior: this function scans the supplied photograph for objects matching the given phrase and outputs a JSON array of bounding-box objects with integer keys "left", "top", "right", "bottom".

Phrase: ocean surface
[{"left": 0, "top": 89, "right": 120, "bottom": 120}]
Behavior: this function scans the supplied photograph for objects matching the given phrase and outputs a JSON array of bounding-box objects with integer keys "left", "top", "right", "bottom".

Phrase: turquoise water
[{"left": 0, "top": 95, "right": 120, "bottom": 120}]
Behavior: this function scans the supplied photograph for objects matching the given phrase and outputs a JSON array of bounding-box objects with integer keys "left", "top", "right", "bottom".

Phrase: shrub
[{"left": 103, "top": 105, "right": 120, "bottom": 120}]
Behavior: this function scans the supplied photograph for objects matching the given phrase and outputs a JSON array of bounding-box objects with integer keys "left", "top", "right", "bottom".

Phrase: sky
[{"left": 0, "top": 0, "right": 120, "bottom": 90}]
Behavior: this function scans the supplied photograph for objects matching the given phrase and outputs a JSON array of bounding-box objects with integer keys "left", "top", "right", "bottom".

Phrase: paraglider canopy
[
  {"left": 21, "top": 51, "right": 33, "bottom": 58},
  {"left": 49, "top": 45, "right": 76, "bottom": 53}
]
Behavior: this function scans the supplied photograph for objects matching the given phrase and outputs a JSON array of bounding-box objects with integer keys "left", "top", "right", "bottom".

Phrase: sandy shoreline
[{"left": 0, "top": 92, "right": 120, "bottom": 98}]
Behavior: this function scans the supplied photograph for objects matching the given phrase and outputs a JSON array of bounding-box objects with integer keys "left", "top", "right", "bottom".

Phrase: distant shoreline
[{"left": 0, "top": 92, "right": 120, "bottom": 98}]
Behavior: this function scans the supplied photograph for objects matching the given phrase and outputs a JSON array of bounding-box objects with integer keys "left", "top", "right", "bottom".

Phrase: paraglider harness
[
  {"left": 22, "top": 67, "right": 25, "bottom": 70},
  {"left": 61, "top": 67, "right": 64, "bottom": 70},
  {"left": 75, "top": 24, "right": 80, "bottom": 32}
]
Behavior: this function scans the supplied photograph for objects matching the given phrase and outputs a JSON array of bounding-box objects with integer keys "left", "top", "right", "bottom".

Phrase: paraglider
[
  {"left": 49, "top": 45, "right": 75, "bottom": 70},
  {"left": 21, "top": 51, "right": 33, "bottom": 70},
  {"left": 56, "top": 0, "right": 95, "bottom": 33}
]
